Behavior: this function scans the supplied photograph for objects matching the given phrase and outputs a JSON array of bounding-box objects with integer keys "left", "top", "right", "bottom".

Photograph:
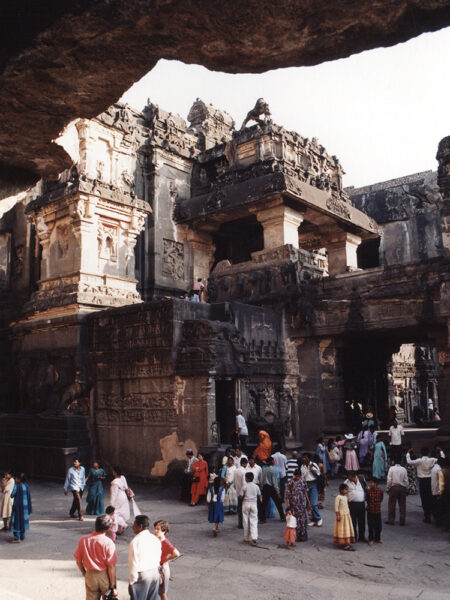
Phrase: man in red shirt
[{"left": 74, "top": 514, "right": 118, "bottom": 600}]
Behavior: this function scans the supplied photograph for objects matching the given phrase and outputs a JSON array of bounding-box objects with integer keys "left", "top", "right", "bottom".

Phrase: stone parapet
[{"left": 208, "top": 244, "right": 324, "bottom": 304}]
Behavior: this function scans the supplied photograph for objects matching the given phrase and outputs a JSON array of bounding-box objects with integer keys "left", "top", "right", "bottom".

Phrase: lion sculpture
[{"left": 240, "top": 98, "right": 272, "bottom": 130}]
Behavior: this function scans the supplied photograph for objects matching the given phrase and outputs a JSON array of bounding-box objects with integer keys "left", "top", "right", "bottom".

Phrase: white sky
[{"left": 121, "top": 27, "right": 450, "bottom": 188}]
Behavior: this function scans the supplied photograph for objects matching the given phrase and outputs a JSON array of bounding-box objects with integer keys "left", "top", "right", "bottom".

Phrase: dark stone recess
[{"left": 1, "top": 0, "right": 450, "bottom": 192}]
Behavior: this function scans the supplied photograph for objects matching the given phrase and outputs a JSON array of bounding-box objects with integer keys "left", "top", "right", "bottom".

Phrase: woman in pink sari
[
  {"left": 110, "top": 466, "right": 130, "bottom": 533},
  {"left": 344, "top": 435, "right": 360, "bottom": 472}
]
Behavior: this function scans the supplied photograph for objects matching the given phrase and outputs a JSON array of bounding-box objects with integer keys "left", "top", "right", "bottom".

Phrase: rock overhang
[{"left": 1, "top": 0, "right": 450, "bottom": 197}]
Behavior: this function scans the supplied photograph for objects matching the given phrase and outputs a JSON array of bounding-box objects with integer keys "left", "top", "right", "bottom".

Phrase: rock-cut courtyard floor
[{"left": 1, "top": 478, "right": 449, "bottom": 600}]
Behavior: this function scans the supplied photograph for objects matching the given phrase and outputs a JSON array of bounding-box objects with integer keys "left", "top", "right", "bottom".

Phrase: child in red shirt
[{"left": 154, "top": 519, "right": 180, "bottom": 600}]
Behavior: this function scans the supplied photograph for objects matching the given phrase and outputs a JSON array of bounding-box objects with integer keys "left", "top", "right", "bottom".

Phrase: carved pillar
[
  {"left": 252, "top": 201, "right": 304, "bottom": 250},
  {"left": 436, "top": 135, "right": 450, "bottom": 256},
  {"left": 326, "top": 230, "right": 361, "bottom": 275}
]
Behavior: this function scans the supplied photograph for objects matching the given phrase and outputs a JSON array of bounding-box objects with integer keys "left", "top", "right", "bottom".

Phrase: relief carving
[
  {"left": 162, "top": 238, "right": 184, "bottom": 280},
  {"left": 56, "top": 224, "right": 70, "bottom": 257},
  {"left": 326, "top": 196, "right": 351, "bottom": 219}
]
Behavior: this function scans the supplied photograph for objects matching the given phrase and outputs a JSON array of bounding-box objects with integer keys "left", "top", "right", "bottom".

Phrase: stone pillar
[
  {"left": 296, "top": 337, "right": 345, "bottom": 447},
  {"left": 296, "top": 338, "right": 323, "bottom": 448},
  {"left": 326, "top": 231, "right": 361, "bottom": 275},
  {"left": 253, "top": 202, "right": 304, "bottom": 250},
  {"left": 436, "top": 135, "right": 450, "bottom": 256},
  {"left": 319, "top": 338, "right": 346, "bottom": 434},
  {"left": 178, "top": 225, "right": 215, "bottom": 288},
  {"left": 436, "top": 319, "right": 450, "bottom": 437}
]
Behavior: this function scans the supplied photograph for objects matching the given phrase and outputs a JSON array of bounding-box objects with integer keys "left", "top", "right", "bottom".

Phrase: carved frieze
[{"left": 96, "top": 392, "right": 178, "bottom": 427}]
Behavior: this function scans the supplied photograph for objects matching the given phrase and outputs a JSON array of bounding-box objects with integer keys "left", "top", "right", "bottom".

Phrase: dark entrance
[
  {"left": 212, "top": 216, "right": 263, "bottom": 269},
  {"left": 215, "top": 379, "right": 236, "bottom": 445},
  {"left": 342, "top": 338, "right": 393, "bottom": 428}
]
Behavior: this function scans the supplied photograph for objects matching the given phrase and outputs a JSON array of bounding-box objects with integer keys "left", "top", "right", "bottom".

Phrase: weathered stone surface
[
  {"left": 1, "top": 97, "right": 449, "bottom": 475},
  {"left": 349, "top": 171, "right": 444, "bottom": 265},
  {"left": 1, "top": 0, "right": 450, "bottom": 191}
]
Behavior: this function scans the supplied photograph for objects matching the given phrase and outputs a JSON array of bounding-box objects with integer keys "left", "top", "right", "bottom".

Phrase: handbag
[
  {"left": 105, "top": 589, "right": 118, "bottom": 600},
  {"left": 192, "top": 476, "right": 200, "bottom": 482},
  {"left": 328, "top": 447, "right": 340, "bottom": 464},
  {"left": 125, "top": 488, "right": 135, "bottom": 499}
]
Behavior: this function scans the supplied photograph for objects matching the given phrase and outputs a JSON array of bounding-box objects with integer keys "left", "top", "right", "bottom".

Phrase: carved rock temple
[{"left": 0, "top": 100, "right": 449, "bottom": 479}]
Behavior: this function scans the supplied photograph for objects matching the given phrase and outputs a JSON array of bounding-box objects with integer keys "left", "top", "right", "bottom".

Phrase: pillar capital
[
  {"left": 325, "top": 230, "right": 362, "bottom": 275},
  {"left": 251, "top": 202, "right": 304, "bottom": 249}
]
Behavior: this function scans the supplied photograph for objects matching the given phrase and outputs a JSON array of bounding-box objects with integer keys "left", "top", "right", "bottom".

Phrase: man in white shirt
[
  {"left": 431, "top": 460, "right": 443, "bottom": 525},
  {"left": 300, "top": 454, "right": 322, "bottom": 526},
  {"left": 344, "top": 472, "right": 367, "bottom": 541},
  {"left": 385, "top": 460, "right": 408, "bottom": 525},
  {"left": 240, "top": 471, "right": 262, "bottom": 545},
  {"left": 233, "top": 447, "right": 248, "bottom": 469},
  {"left": 272, "top": 450, "right": 288, "bottom": 500},
  {"left": 406, "top": 447, "right": 441, "bottom": 523},
  {"left": 181, "top": 450, "right": 198, "bottom": 503},
  {"left": 427, "top": 398, "right": 434, "bottom": 421},
  {"left": 246, "top": 456, "right": 262, "bottom": 486},
  {"left": 246, "top": 456, "right": 263, "bottom": 522},
  {"left": 234, "top": 457, "right": 248, "bottom": 529},
  {"left": 128, "top": 515, "right": 161, "bottom": 600},
  {"left": 235, "top": 409, "right": 248, "bottom": 452},
  {"left": 388, "top": 421, "right": 404, "bottom": 464}
]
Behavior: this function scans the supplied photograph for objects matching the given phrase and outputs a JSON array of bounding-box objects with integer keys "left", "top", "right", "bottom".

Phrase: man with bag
[
  {"left": 74, "top": 514, "right": 118, "bottom": 600},
  {"left": 300, "top": 453, "right": 323, "bottom": 527}
]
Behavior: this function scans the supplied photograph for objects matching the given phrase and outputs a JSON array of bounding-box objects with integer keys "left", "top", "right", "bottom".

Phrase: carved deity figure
[{"left": 240, "top": 98, "right": 272, "bottom": 130}]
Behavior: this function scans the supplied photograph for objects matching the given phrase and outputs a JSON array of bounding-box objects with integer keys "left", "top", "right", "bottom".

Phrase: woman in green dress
[
  {"left": 372, "top": 439, "right": 388, "bottom": 480},
  {"left": 85, "top": 460, "right": 106, "bottom": 515}
]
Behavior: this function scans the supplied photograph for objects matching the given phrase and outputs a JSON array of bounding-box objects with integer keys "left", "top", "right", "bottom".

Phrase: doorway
[{"left": 215, "top": 379, "right": 236, "bottom": 445}]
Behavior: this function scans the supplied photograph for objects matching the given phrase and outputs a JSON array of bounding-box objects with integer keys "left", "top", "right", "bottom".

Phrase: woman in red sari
[
  {"left": 190, "top": 452, "right": 209, "bottom": 505},
  {"left": 254, "top": 430, "right": 272, "bottom": 463}
]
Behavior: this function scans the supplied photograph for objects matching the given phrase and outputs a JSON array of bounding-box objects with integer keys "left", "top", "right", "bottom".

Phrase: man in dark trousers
[
  {"left": 345, "top": 471, "right": 367, "bottom": 542},
  {"left": 406, "top": 447, "right": 441, "bottom": 523},
  {"left": 64, "top": 458, "right": 86, "bottom": 521},
  {"left": 260, "top": 457, "right": 285, "bottom": 523}
]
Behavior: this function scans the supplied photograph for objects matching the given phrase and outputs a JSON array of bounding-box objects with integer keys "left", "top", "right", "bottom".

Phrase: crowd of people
[
  {"left": 1, "top": 459, "right": 180, "bottom": 600},
  {"left": 2, "top": 405, "right": 450, "bottom": 599},
  {"left": 180, "top": 409, "right": 450, "bottom": 552}
]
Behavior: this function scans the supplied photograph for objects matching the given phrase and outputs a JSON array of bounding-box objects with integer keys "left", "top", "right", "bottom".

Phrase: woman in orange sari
[
  {"left": 190, "top": 452, "right": 209, "bottom": 505},
  {"left": 254, "top": 430, "right": 272, "bottom": 463}
]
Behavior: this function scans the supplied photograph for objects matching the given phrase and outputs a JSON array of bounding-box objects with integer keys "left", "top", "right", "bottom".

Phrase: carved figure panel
[
  {"left": 0, "top": 233, "right": 11, "bottom": 285},
  {"left": 56, "top": 224, "right": 70, "bottom": 258},
  {"left": 98, "top": 222, "right": 118, "bottom": 261},
  {"left": 162, "top": 238, "right": 184, "bottom": 280}
]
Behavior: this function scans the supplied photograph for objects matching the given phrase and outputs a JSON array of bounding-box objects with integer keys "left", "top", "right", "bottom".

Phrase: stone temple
[{"left": 0, "top": 98, "right": 449, "bottom": 479}]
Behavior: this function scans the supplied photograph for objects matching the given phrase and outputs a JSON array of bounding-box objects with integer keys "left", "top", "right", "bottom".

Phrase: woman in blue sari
[
  {"left": 9, "top": 473, "right": 32, "bottom": 543},
  {"left": 372, "top": 439, "right": 388, "bottom": 480},
  {"left": 85, "top": 460, "right": 106, "bottom": 515}
]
